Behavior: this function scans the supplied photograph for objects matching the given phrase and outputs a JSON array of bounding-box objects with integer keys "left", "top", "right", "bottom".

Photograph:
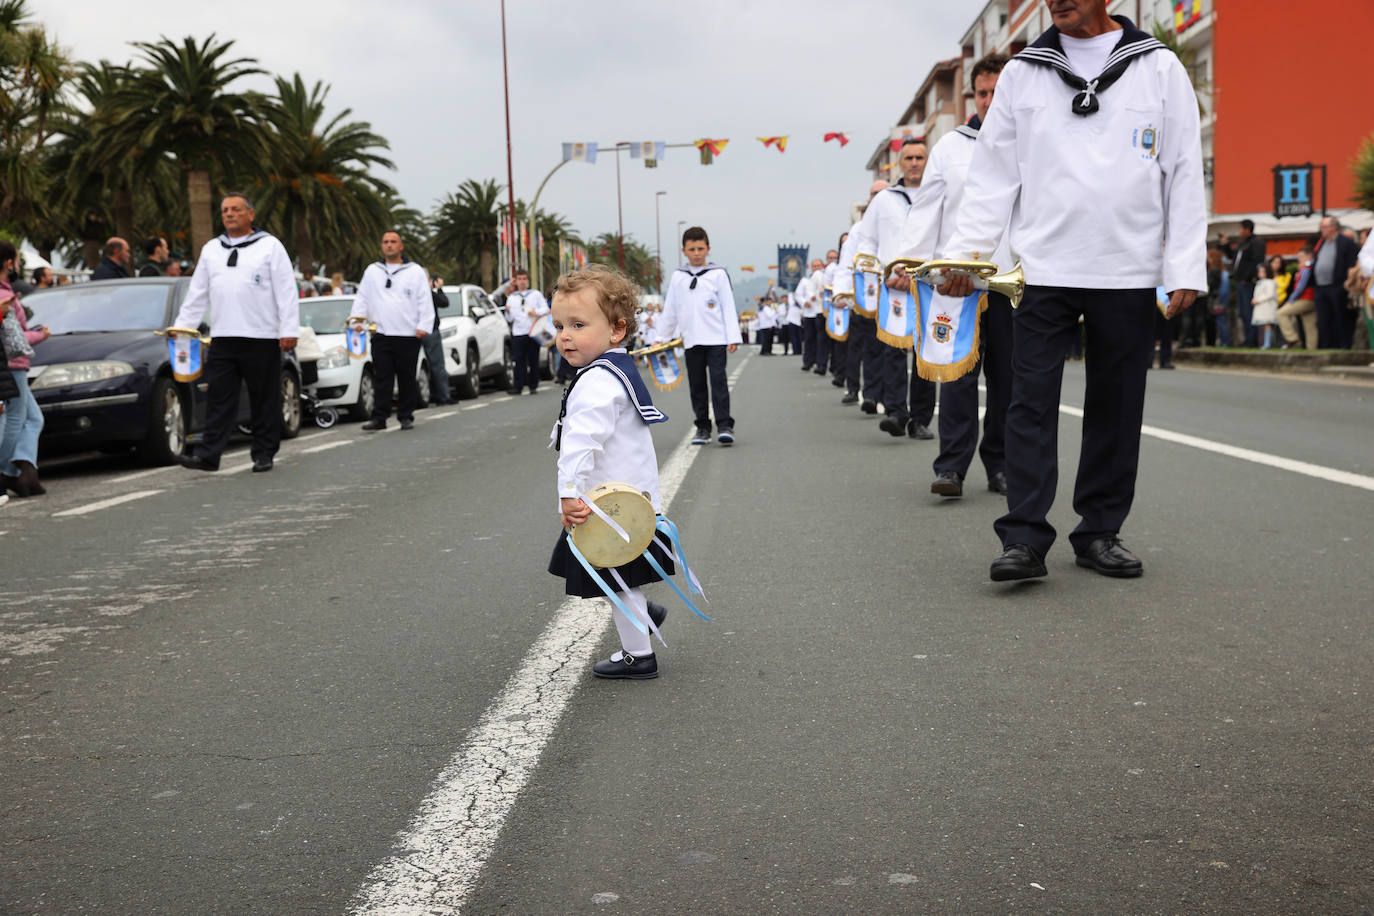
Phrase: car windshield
[
  {"left": 25, "top": 284, "right": 170, "bottom": 334},
  {"left": 299, "top": 297, "right": 354, "bottom": 333}
]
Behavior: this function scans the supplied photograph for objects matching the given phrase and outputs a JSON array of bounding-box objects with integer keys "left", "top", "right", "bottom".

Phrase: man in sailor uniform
[
  {"left": 505, "top": 267, "right": 551, "bottom": 395},
  {"left": 832, "top": 181, "right": 887, "bottom": 403},
  {"left": 798, "top": 259, "right": 825, "bottom": 371},
  {"left": 940, "top": 0, "right": 1205, "bottom": 581},
  {"left": 173, "top": 193, "right": 299, "bottom": 473},
  {"left": 896, "top": 52, "right": 1014, "bottom": 499},
  {"left": 354, "top": 230, "right": 435, "bottom": 431},
  {"left": 812, "top": 247, "right": 840, "bottom": 376},
  {"left": 659, "top": 226, "right": 741, "bottom": 446}
]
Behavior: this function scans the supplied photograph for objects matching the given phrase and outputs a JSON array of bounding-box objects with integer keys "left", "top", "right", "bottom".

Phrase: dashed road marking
[{"left": 52, "top": 490, "right": 165, "bottom": 517}]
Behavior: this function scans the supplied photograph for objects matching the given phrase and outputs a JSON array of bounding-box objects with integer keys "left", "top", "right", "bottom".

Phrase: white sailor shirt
[
  {"left": 801, "top": 269, "right": 826, "bottom": 317},
  {"left": 785, "top": 295, "right": 803, "bottom": 325},
  {"left": 174, "top": 230, "right": 299, "bottom": 339},
  {"left": 943, "top": 30, "right": 1206, "bottom": 292},
  {"left": 555, "top": 348, "right": 662, "bottom": 513},
  {"left": 659, "top": 264, "right": 741, "bottom": 347},
  {"left": 353, "top": 259, "right": 434, "bottom": 337},
  {"left": 852, "top": 184, "right": 916, "bottom": 267},
  {"left": 756, "top": 303, "right": 778, "bottom": 329},
  {"left": 899, "top": 121, "right": 1012, "bottom": 272},
  {"left": 832, "top": 219, "right": 866, "bottom": 297},
  {"left": 506, "top": 289, "right": 550, "bottom": 336}
]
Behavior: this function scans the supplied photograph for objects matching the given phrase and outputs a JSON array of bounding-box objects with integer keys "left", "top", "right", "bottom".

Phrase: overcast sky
[{"left": 33, "top": 0, "right": 981, "bottom": 286}]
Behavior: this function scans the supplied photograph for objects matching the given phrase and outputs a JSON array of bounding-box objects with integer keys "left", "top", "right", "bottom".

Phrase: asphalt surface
[{"left": 2, "top": 352, "right": 1371, "bottom": 914}]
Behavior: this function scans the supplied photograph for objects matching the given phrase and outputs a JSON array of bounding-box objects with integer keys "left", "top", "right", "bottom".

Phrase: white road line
[
  {"left": 1058, "top": 404, "right": 1374, "bottom": 492},
  {"left": 427, "top": 410, "right": 459, "bottom": 420},
  {"left": 52, "top": 489, "right": 165, "bottom": 517},
  {"left": 300, "top": 440, "right": 352, "bottom": 455},
  {"left": 351, "top": 351, "right": 751, "bottom": 915},
  {"left": 462, "top": 402, "right": 489, "bottom": 411},
  {"left": 108, "top": 466, "right": 175, "bottom": 484}
]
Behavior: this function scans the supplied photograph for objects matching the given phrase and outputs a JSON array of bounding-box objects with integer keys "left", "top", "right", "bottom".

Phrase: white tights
[{"left": 609, "top": 587, "right": 652, "bottom": 657}]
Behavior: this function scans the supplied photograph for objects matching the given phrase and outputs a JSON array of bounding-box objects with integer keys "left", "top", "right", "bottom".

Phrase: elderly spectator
[
  {"left": 0, "top": 240, "right": 49, "bottom": 498},
  {"left": 1311, "top": 216, "right": 1360, "bottom": 348},
  {"left": 139, "top": 236, "right": 170, "bottom": 277},
  {"left": 167, "top": 260, "right": 183, "bottom": 277},
  {"left": 91, "top": 237, "right": 131, "bottom": 281},
  {"left": 1277, "top": 247, "right": 1318, "bottom": 349}
]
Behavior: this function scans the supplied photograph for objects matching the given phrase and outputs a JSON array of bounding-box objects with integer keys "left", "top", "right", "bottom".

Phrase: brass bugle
[
  {"left": 346, "top": 316, "right": 378, "bottom": 332},
  {"left": 155, "top": 326, "right": 209, "bottom": 342},
  {"left": 629, "top": 337, "right": 683, "bottom": 356},
  {"left": 883, "top": 257, "right": 926, "bottom": 285},
  {"left": 915, "top": 259, "right": 1025, "bottom": 309},
  {"left": 852, "top": 252, "right": 882, "bottom": 274}
]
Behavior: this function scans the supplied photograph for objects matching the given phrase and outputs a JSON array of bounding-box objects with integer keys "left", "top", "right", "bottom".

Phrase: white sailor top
[
  {"left": 553, "top": 348, "right": 665, "bottom": 513},
  {"left": 506, "top": 289, "right": 550, "bottom": 336},
  {"left": 801, "top": 269, "right": 826, "bottom": 317},
  {"left": 831, "top": 219, "right": 866, "bottom": 297},
  {"left": 899, "top": 117, "right": 1013, "bottom": 273},
  {"left": 785, "top": 295, "right": 803, "bottom": 325},
  {"left": 660, "top": 264, "right": 742, "bottom": 348},
  {"left": 852, "top": 183, "right": 916, "bottom": 267},
  {"left": 174, "top": 230, "right": 299, "bottom": 339},
  {"left": 943, "top": 16, "right": 1206, "bottom": 293},
  {"left": 353, "top": 259, "right": 434, "bottom": 337},
  {"left": 756, "top": 303, "right": 778, "bottom": 329}
]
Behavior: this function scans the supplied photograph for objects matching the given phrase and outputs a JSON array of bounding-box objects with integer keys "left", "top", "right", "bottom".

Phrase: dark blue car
[{"left": 24, "top": 277, "right": 303, "bottom": 464}]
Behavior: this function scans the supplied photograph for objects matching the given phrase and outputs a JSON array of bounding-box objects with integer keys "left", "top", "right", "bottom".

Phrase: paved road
[{"left": 2, "top": 353, "right": 1371, "bottom": 914}]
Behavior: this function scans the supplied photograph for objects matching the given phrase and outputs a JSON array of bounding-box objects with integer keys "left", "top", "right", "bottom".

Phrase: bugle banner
[
  {"left": 913, "top": 282, "right": 987, "bottom": 382},
  {"left": 157, "top": 327, "right": 208, "bottom": 382},
  {"left": 826, "top": 294, "right": 850, "bottom": 341},
  {"left": 345, "top": 316, "right": 374, "bottom": 359},
  {"left": 852, "top": 253, "right": 881, "bottom": 318},
  {"left": 630, "top": 337, "right": 685, "bottom": 391},
  {"left": 875, "top": 282, "right": 917, "bottom": 349}
]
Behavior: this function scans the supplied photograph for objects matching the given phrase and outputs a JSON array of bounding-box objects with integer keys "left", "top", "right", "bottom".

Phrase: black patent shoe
[
  {"left": 593, "top": 651, "right": 659, "bottom": 680},
  {"left": 361, "top": 419, "right": 387, "bottom": 432},
  {"left": 990, "top": 544, "right": 1047, "bottom": 581},
  {"left": 987, "top": 470, "right": 1008, "bottom": 494},
  {"left": 251, "top": 457, "right": 273, "bottom": 473},
  {"left": 860, "top": 400, "right": 877, "bottom": 414},
  {"left": 1075, "top": 536, "right": 1143, "bottom": 578},
  {"left": 907, "top": 420, "right": 934, "bottom": 440},
  {"left": 840, "top": 392, "right": 859, "bottom": 404},
  {"left": 831, "top": 377, "right": 845, "bottom": 387},
  {"left": 178, "top": 454, "right": 220, "bottom": 472},
  {"left": 930, "top": 471, "right": 963, "bottom": 497}
]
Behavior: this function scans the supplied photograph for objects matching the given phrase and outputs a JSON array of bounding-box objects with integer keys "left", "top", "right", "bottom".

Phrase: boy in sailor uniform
[
  {"left": 353, "top": 230, "right": 435, "bottom": 431},
  {"left": 505, "top": 267, "right": 550, "bottom": 395},
  {"left": 548, "top": 265, "right": 674, "bottom": 680},
  {"left": 939, "top": 0, "right": 1205, "bottom": 581},
  {"left": 659, "top": 226, "right": 741, "bottom": 445},
  {"left": 798, "top": 260, "right": 824, "bottom": 370},
  {"left": 852, "top": 139, "right": 937, "bottom": 440},
  {"left": 784, "top": 283, "right": 804, "bottom": 356},
  {"left": 811, "top": 248, "right": 839, "bottom": 376},
  {"left": 174, "top": 193, "right": 299, "bottom": 473},
  {"left": 895, "top": 52, "right": 1014, "bottom": 498}
]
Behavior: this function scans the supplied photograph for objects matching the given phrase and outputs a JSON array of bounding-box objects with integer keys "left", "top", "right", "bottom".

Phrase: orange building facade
[{"left": 869, "top": 0, "right": 1374, "bottom": 252}]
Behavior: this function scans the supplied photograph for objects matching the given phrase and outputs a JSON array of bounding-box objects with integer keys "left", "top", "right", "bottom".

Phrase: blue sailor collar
[
  {"left": 218, "top": 228, "right": 269, "bottom": 266},
  {"left": 954, "top": 114, "right": 982, "bottom": 140},
  {"left": 553, "top": 348, "right": 667, "bottom": 451},
  {"left": 1015, "top": 15, "right": 1165, "bottom": 116},
  {"left": 678, "top": 263, "right": 730, "bottom": 290}
]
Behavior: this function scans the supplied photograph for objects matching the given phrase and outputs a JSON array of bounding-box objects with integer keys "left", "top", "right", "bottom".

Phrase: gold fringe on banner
[{"left": 915, "top": 292, "right": 987, "bottom": 382}]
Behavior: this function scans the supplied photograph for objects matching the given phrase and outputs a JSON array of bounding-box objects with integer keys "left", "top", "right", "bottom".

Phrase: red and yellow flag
[
  {"left": 740, "top": 266, "right": 755, "bottom": 272},
  {"left": 695, "top": 138, "right": 729, "bottom": 156},
  {"left": 757, "top": 136, "right": 789, "bottom": 152},
  {"left": 824, "top": 132, "right": 850, "bottom": 147}
]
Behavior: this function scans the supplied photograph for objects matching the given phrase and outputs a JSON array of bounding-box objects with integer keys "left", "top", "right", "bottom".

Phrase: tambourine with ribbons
[
  {"left": 566, "top": 481, "right": 709, "bottom": 645},
  {"left": 629, "top": 337, "right": 685, "bottom": 391},
  {"left": 155, "top": 327, "right": 210, "bottom": 382},
  {"left": 530, "top": 313, "right": 556, "bottom": 347},
  {"left": 345, "top": 316, "right": 375, "bottom": 359}
]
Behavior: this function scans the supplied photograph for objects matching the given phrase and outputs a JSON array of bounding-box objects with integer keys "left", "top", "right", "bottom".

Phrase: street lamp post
[
  {"left": 654, "top": 191, "right": 666, "bottom": 294},
  {"left": 675, "top": 221, "right": 686, "bottom": 266}
]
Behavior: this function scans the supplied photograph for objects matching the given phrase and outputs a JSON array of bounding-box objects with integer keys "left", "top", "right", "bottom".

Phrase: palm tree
[
  {"left": 107, "top": 35, "right": 269, "bottom": 257},
  {"left": 254, "top": 73, "right": 395, "bottom": 278},
  {"left": 431, "top": 178, "right": 502, "bottom": 288},
  {"left": 587, "top": 231, "right": 655, "bottom": 290},
  {"left": 0, "top": 0, "right": 71, "bottom": 236}
]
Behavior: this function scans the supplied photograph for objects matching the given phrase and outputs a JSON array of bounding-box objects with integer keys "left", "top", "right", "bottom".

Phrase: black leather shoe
[
  {"left": 177, "top": 454, "right": 220, "bottom": 472},
  {"left": 931, "top": 471, "right": 963, "bottom": 497},
  {"left": 813, "top": 367, "right": 827, "bottom": 376},
  {"left": 399, "top": 419, "right": 415, "bottom": 430},
  {"left": 1075, "top": 536, "right": 1143, "bottom": 578},
  {"left": 878, "top": 416, "right": 906, "bottom": 437},
  {"left": 593, "top": 651, "right": 659, "bottom": 680},
  {"left": 648, "top": 601, "right": 667, "bottom": 631},
  {"left": 831, "top": 377, "right": 845, "bottom": 387},
  {"left": 251, "top": 457, "right": 273, "bottom": 473},
  {"left": 907, "top": 420, "right": 934, "bottom": 440},
  {"left": 988, "top": 471, "right": 1008, "bottom": 494},
  {"left": 361, "top": 419, "right": 386, "bottom": 432},
  {"left": 840, "top": 392, "right": 859, "bottom": 404},
  {"left": 800, "top": 364, "right": 812, "bottom": 371},
  {"left": 990, "top": 544, "right": 1047, "bottom": 581},
  {"left": 860, "top": 400, "right": 877, "bottom": 414}
]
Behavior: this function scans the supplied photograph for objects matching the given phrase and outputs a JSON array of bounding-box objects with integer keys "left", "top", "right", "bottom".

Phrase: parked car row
[{"left": 22, "top": 277, "right": 518, "bottom": 466}]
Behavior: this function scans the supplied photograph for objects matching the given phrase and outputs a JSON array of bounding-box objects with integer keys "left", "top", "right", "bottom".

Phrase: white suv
[{"left": 438, "top": 284, "right": 513, "bottom": 398}]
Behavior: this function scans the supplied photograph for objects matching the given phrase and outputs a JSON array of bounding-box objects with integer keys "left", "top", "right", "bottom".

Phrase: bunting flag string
[
  {"left": 557, "top": 132, "right": 887, "bottom": 168},
  {"left": 756, "top": 136, "right": 789, "bottom": 152}
]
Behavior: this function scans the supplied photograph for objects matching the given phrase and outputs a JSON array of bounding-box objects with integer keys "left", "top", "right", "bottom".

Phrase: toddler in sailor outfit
[{"left": 546, "top": 265, "right": 686, "bottom": 680}]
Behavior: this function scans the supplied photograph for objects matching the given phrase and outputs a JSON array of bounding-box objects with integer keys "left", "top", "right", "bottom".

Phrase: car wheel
[
  {"left": 456, "top": 343, "right": 481, "bottom": 399},
  {"left": 138, "top": 376, "right": 186, "bottom": 465},
  {"left": 416, "top": 359, "right": 431, "bottom": 407},
  {"left": 350, "top": 368, "right": 375, "bottom": 420},
  {"left": 280, "top": 368, "right": 302, "bottom": 439},
  {"left": 498, "top": 340, "right": 515, "bottom": 391}
]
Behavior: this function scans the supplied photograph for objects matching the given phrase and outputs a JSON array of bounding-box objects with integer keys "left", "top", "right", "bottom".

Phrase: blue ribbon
[
  {"left": 649, "top": 516, "right": 711, "bottom": 621},
  {"left": 565, "top": 536, "right": 648, "bottom": 635}
]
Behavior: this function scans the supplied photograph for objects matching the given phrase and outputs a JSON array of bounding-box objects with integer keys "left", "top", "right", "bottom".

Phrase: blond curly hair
[{"left": 551, "top": 264, "right": 640, "bottom": 339}]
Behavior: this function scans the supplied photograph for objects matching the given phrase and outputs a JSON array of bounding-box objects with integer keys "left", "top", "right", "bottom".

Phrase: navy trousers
[
  {"left": 684, "top": 344, "right": 733, "bottom": 432},
  {"left": 512, "top": 334, "right": 541, "bottom": 391},
  {"left": 994, "top": 286, "right": 1155, "bottom": 558},
  {"left": 1314, "top": 285, "right": 1352, "bottom": 349},
  {"left": 934, "top": 292, "right": 1013, "bottom": 479},
  {"left": 371, "top": 333, "right": 423, "bottom": 422},
  {"left": 846, "top": 314, "right": 880, "bottom": 399},
  {"left": 828, "top": 332, "right": 846, "bottom": 380},
  {"left": 196, "top": 337, "right": 282, "bottom": 465}
]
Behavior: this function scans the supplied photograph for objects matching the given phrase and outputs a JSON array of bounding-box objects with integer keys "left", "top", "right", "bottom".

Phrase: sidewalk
[{"left": 1173, "top": 346, "right": 1374, "bottom": 379}]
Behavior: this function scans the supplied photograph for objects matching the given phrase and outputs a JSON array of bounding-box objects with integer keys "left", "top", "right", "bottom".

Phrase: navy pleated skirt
[{"left": 548, "top": 529, "right": 676, "bottom": 599}]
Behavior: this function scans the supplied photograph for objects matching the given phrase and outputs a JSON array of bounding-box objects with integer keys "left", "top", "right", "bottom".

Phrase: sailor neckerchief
[
  {"left": 1014, "top": 15, "right": 1166, "bottom": 116},
  {"left": 554, "top": 349, "right": 666, "bottom": 451},
  {"left": 219, "top": 228, "right": 268, "bottom": 267},
  {"left": 679, "top": 264, "right": 722, "bottom": 290},
  {"left": 378, "top": 258, "right": 414, "bottom": 289},
  {"left": 954, "top": 114, "right": 982, "bottom": 141}
]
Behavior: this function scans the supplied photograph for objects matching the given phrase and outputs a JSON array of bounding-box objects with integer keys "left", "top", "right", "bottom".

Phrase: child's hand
[{"left": 561, "top": 497, "right": 591, "bottom": 528}]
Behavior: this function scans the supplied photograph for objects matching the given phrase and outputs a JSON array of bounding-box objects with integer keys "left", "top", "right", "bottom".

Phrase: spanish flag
[
  {"left": 740, "top": 266, "right": 755, "bottom": 272},
  {"left": 695, "top": 138, "right": 729, "bottom": 163},
  {"left": 757, "top": 136, "right": 789, "bottom": 153}
]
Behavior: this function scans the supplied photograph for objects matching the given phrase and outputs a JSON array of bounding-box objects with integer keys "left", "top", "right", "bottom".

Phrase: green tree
[
  {"left": 431, "top": 178, "right": 502, "bottom": 288},
  {"left": 0, "top": 0, "right": 71, "bottom": 239},
  {"left": 253, "top": 73, "right": 395, "bottom": 278},
  {"left": 107, "top": 35, "right": 269, "bottom": 257},
  {"left": 587, "top": 231, "right": 655, "bottom": 290},
  {"left": 1352, "top": 132, "right": 1374, "bottom": 212}
]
